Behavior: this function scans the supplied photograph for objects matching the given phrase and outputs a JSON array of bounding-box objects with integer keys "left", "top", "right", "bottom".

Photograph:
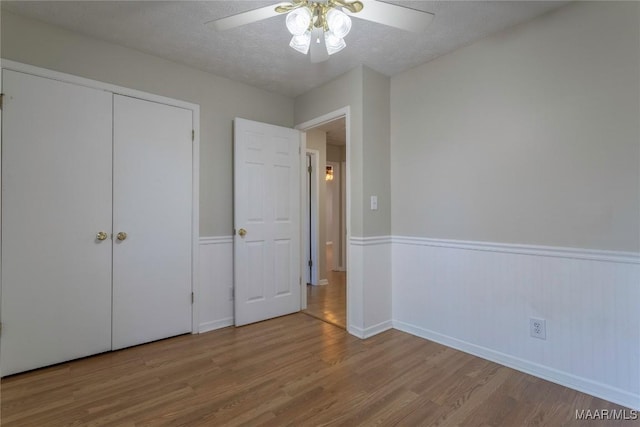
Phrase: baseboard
[
  {"left": 393, "top": 320, "right": 640, "bottom": 411},
  {"left": 317, "top": 279, "right": 328, "bottom": 286},
  {"left": 349, "top": 320, "right": 393, "bottom": 339},
  {"left": 363, "top": 320, "right": 393, "bottom": 338},
  {"left": 199, "top": 317, "right": 234, "bottom": 333},
  {"left": 348, "top": 324, "right": 365, "bottom": 338}
]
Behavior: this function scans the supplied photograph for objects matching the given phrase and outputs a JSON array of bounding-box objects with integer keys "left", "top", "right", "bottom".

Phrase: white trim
[
  {"left": 295, "top": 107, "right": 351, "bottom": 132},
  {"left": 349, "top": 320, "right": 393, "bottom": 339},
  {"left": 1, "top": 60, "right": 201, "bottom": 336},
  {"left": 191, "top": 102, "right": 201, "bottom": 335},
  {"left": 305, "top": 149, "right": 320, "bottom": 286},
  {"left": 199, "top": 318, "right": 234, "bottom": 334},
  {"left": 364, "top": 320, "right": 393, "bottom": 338},
  {"left": 393, "top": 320, "right": 640, "bottom": 411},
  {"left": 318, "top": 279, "right": 329, "bottom": 286},
  {"left": 300, "top": 132, "right": 307, "bottom": 310},
  {"left": 351, "top": 236, "right": 393, "bottom": 246},
  {"left": 199, "top": 236, "right": 233, "bottom": 245},
  {"left": 392, "top": 235, "right": 640, "bottom": 265}
]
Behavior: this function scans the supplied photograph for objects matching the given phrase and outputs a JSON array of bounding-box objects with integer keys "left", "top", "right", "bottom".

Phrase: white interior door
[
  {"left": 112, "top": 95, "right": 193, "bottom": 350},
  {"left": 234, "top": 118, "right": 301, "bottom": 326},
  {"left": 1, "top": 70, "right": 113, "bottom": 375}
]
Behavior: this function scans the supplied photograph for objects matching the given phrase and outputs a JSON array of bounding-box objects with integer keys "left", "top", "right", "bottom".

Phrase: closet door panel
[
  {"left": 1, "top": 70, "right": 113, "bottom": 375},
  {"left": 112, "top": 95, "right": 192, "bottom": 350}
]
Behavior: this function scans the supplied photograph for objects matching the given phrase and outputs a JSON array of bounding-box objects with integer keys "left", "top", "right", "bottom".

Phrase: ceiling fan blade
[
  {"left": 205, "top": 4, "right": 283, "bottom": 32},
  {"left": 309, "top": 28, "right": 329, "bottom": 63},
  {"left": 346, "top": 0, "right": 434, "bottom": 33}
]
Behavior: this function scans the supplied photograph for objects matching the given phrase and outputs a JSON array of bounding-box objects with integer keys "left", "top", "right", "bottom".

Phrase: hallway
[{"left": 303, "top": 244, "right": 346, "bottom": 328}]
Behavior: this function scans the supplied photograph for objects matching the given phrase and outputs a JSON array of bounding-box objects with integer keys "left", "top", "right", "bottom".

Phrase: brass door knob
[
  {"left": 116, "top": 232, "right": 128, "bottom": 241},
  {"left": 238, "top": 228, "right": 247, "bottom": 237},
  {"left": 96, "top": 231, "right": 108, "bottom": 241}
]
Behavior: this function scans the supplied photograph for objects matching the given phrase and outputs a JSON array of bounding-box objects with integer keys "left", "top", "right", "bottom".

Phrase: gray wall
[
  {"left": 362, "top": 68, "right": 391, "bottom": 237},
  {"left": 295, "top": 65, "right": 391, "bottom": 239},
  {"left": 295, "top": 66, "right": 364, "bottom": 237},
  {"left": 1, "top": 11, "right": 295, "bottom": 237},
  {"left": 390, "top": 1, "right": 640, "bottom": 252}
]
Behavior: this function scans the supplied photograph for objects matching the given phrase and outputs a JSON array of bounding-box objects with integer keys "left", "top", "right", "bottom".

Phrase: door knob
[
  {"left": 116, "top": 232, "right": 128, "bottom": 241},
  {"left": 238, "top": 228, "right": 247, "bottom": 237},
  {"left": 96, "top": 231, "right": 108, "bottom": 241}
]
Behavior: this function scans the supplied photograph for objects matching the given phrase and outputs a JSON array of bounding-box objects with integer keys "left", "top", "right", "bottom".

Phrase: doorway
[{"left": 300, "top": 116, "right": 347, "bottom": 329}]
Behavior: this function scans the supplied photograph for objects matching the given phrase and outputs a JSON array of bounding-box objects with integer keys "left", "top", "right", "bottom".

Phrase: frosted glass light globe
[
  {"left": 325, "top": 32, "right": 346, "bottom": 55},
  {"left": 290, "top": 31, "right": 311, "bottom": 54},
  {"left": 326, "top": 8, "right": 351, "bottom": 39},
  {"left": 286, "top": 7, "right": 312, "bottom": 36}
]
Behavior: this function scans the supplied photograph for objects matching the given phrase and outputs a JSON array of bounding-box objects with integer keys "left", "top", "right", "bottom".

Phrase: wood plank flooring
[
  {"left": 303, "top": 245, "right": 347, "bottom": 328},
  {"left": 1, "top": 313, "right": 631, "bottom": 426}
]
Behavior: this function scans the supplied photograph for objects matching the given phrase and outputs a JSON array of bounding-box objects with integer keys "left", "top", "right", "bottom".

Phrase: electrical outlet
[{"left": 530, "top": 318, "right": 546, "bottom": 340}]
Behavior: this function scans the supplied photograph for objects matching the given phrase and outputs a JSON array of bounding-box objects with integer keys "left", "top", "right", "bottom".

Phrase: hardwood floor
[
  {"left": 303, "top": 244, "right": 347, "bottom": 328},
  {"left": 1, "top": 314, "right": 631, "bottom": 426}
]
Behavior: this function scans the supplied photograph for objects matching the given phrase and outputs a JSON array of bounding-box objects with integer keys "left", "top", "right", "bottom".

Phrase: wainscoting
[
  {"left": 198, "top": 236, "right": 233, "bottom": 332},
  {"left": 392, "top": 236, "right": 640, "bottom": 410},
  {"left": 198, "top": 236, "right": 394, "bottom": 339},
  {"left": 197, "top": 235, "right": 639, "bottom": 409},
  {"left": 349, "top": 237, "right": 393, "bottom": 338}
]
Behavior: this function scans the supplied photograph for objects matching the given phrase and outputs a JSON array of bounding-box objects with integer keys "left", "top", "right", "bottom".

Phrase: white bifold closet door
[
  {"left": 1, "top": 71, "right": 193, "bottom": 376},
  {"left": 112, "top": 95, "right": 193, "bottom": 350},
  {"left": 1, "top": 70, "right": 113, "bottom": 376}
]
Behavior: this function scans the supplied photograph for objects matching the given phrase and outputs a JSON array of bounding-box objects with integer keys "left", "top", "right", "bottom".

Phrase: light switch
[{"left": 370, "top": 195, "right": 378, "bottom": 211}]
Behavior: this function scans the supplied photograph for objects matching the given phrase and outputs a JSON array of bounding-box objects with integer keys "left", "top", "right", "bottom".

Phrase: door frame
[
  {"left": 305, "top": 150, "right": 320, "bottom": 287},
  {"left": 326, "top": 160, "right": 343, "bottom": 271},
  {"left": 0, "top": 59, "right": 201, "bottom": 334},
  {"left": 296, "top": 107, "right": 351, "bottom": 320}
]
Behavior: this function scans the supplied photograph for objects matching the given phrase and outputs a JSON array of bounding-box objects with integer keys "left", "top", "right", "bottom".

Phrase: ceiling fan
[{"left": 206, "top": 0, "right": 434, "bottom": 63}]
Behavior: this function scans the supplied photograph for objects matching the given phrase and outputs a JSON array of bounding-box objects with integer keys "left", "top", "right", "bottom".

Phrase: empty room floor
[{"left": 1, "top": 313, "right": 629, "bottom": 426}]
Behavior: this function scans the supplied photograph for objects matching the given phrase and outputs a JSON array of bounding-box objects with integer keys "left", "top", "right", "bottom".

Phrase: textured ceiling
[{"left": 2, "top": 1, "right": 568, "bottom": 97}]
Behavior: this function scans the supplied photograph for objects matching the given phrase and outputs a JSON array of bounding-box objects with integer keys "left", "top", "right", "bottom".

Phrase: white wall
[{"left": 390, "top": 1, "right": 640, "bottom": 409}]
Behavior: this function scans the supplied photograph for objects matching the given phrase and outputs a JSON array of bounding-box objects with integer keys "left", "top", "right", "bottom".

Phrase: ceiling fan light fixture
[
  {"left": 325, "top": 32, "right": 346, "bottom": 55},
  {"left": 290, "top": 31, "right": 311, "bottom": 54},
  {"left": 326, "top": 8, "right": 352, "bottom": 39},
  {"left": 285, "top": 7, "right": 312, "bottom": 36}
]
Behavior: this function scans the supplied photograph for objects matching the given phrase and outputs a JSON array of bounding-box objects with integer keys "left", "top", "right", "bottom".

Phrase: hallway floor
[{"left": 303, "top": 244, "right": 346, "bottom": 328}]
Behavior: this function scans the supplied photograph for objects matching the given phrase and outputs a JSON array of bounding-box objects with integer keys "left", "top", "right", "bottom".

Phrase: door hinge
[
  {"left": 0, "top": 93, "right": 4, "bottom": 110},
  {"left": 308, "top": 165, "right": 312, "bottom": 173},
  {"left": 233, "top": 228, "right": 236, "bottom": 235},
  {"left": 0, "top": 322, "right": 2, "bottom": 335},
  {"left": 191, "top": 292, "right": 194, "bottom": 304},
  {"left": 192, "top": 130, "right": 195, "bottom": 141},
  {"left": 308, "top": 260, "right": 313, "bottom": 267}
]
